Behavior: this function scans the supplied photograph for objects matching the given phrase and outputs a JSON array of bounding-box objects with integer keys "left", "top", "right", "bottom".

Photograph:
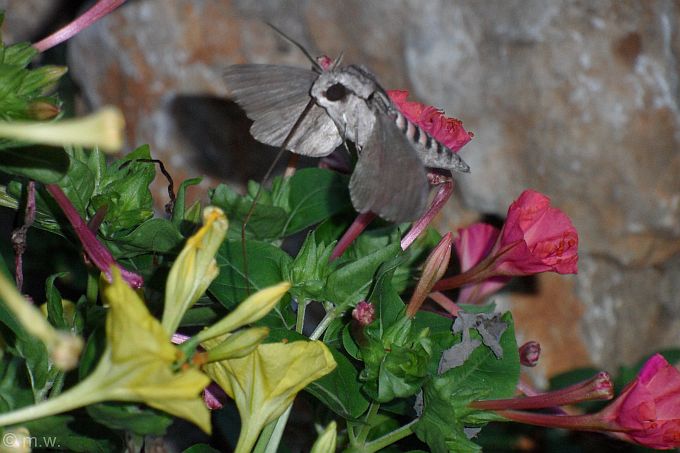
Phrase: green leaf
[
  {"left": 282, "top": 168, "right": 351, "bottom": 235},
  {"left": 0, "top": 357, "right": 35, "bottom": 412},
  {"left": 172, "top": 177, "right": 202, "bottom": 227},
  {"left": 211, "top": 183, "right": 287, "bottom": 241},
  {"left": 0, "top": 285, "right": 49, "bottom": 396},
  {"left": 23, "top": 414, "right": 123, "bottom": 452},
  {"left": 440, "top": 312, "right": 519, "bottom": 408},
  {"left": 92, "top": 145, "right": 156, "bottom": 232},
  {"left": 105, "top": 218, "right": 184, "bottom": 256},
  {"left": 324, "top": 243, "right": 401, "bottom": 308},
  {"left": 57, "top": 157, "right": 96, "bottom": 215},
  {"left": 283, "top": 230, "right": 336, "bottom": 302},
  {"left": 183, "top": 445, "right": 222, "bottom": 453},
  {"left": 45, "top": 272, "right": 69, "bottom": 329},
  {"left": 0, "top": 146, "right": 69, "bottom": 183},
  {"left": 212, "top": 169, "right": 351, "bottom": 241},
  {"left": 210, "top": 239, "right": 292, "bottom": 310},
  {"left": 86, "top": 402, "right": 172, "bottom": 436},
  {"left": 413, "top": 312, "right": 519, "bottom": 452}
]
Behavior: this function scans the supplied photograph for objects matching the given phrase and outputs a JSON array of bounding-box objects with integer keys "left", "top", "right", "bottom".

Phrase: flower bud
[
  {"left": 406, "top": 233, "right": 452, "bottom": 317},
  {"left": 352, "top": 301, "right": 375, "bottom": 326},
  {"left": 519, "top": 341, "right": 541, "bottom": 367},
  {"left": 27, "top": 100, "right": 60, "bottom": 120},
  {"left": 205, "top": 327, "right": 270, "bottom": 362}
]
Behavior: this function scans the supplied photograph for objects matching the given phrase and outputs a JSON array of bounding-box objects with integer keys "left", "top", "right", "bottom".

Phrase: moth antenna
[
  {"left": 266, "top": 22, "right": 322, "bottom": 72},
  {"left": 331, "top": 51, "right": 344, "bottom": 70},
  {"left": 241, "top": 98, "right": 317, "bottom": 294}
]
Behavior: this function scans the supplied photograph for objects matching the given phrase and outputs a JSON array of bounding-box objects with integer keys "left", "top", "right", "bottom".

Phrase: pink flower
[
  {"left": 488, "top": 355, "right": 680, "bottom": 450},
  {"left": 491, "top": 189, "right": 578, "bottom": 276},
  {"left": 387, "top": 90, "right": 472, "bottom": 152},
  {"left": 454, "top": 223, "right": 510, "bottom": 303},
  {"left": 599, "top": 354, "right": 680, "bottom": 449},
  {"left": 434, "top": 190, "right": 578, "bottom": 292}
]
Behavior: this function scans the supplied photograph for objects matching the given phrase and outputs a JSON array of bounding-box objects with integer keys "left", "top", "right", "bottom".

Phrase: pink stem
[
  {"left": 472, "top": 372, "right": 613, "bottom": 411},
  {"left": 329, "top": 211, "right": 377, "bottom": 261},
  {"left": 33, "top": 0, "right": 127, "bottom": 53},
  {"left": 401, "top": 181, "right": 453, "bottom": 250},
  {"left": 427, "top": 291, "right": 461, "bottom": 316},
  {"left": 12, "top": 181, "right": 36, "bottom": 292},
  {"left": 46, "top": 184, "right": 143, "bottom": 288},
  {"left": 496, "top": 410, "right": 617, "bottom": 432}
]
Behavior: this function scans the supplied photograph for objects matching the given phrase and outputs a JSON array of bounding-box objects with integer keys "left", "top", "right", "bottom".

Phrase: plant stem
[
  {"left": 364, "top": 419, "right": 418, "bottom": 453},
  {"left": 263, "top": 405, "right": 292, "bottom": 453},
  {"left": 330, "top": 212, "right": 376, "bottom": 261},
  {"left": 295, "top": 299, "right": 307, "bottom": 334},
  {"left": 309, "top": 310, "right": 336, "bottom": 340},
  {"left": 495, "top": 410, "right": 617, "bottom": 432},
  {"left": 355, "top": 402, "right": 380, "bottom": 444},
  {"left": 86, "top": 270, "right": 99, "bottom": 305}
]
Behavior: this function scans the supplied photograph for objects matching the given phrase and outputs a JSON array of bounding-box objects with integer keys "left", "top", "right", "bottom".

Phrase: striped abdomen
[{"left": 393, "top": 110, "right": 470, "bottom": 173}]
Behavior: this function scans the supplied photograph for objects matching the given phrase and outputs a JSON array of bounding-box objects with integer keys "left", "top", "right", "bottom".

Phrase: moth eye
[{"left": 325, "top": 82, "right": 347, "bottom": 101}]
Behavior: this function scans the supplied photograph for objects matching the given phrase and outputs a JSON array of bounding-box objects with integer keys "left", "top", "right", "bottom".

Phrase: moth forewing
[{"left": 223, "top": 65, "right": 341, "bottom": 157}]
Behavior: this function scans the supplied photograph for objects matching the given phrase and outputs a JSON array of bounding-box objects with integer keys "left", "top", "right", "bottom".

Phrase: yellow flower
[
  {"left": 202, "top": 327, "right": 270, "bottom": 362},
  {"left": 162, "top": 206, "right": 228, "bottom": 335},
  {"left": 193, "top": 282, "right": 291, "bottom": 344},
  {"left": 0, "top": 272, "right": 82, "bottom": 371},
  {"left": 204, "top": 340, "right": 336, "bottom": 453},
  {"left": 0, "top": 269, "right": 211, "bottom": 433},
  {"left": 311, "top": 421, "right": 337, "bottom": 453},
  {"left": 0, "top": 107, "right": 124, "bottom": 152}
]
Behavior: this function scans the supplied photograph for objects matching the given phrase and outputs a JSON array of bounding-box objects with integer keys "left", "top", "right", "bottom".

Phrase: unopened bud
[
  {"left": 27, "top": 100, "right": 60, "bottom": 120},
  {"left": 406, "top": 232, "right": 452, "bottom": 317},
  {"left": 205, "top": 327, "right": 270, "bottom": 362},
  {"left": 352, "top": 301, "right": 375, "bottom": 326},
  {"left": 519, "top": 341, "right": 541, "bottom": 367}
]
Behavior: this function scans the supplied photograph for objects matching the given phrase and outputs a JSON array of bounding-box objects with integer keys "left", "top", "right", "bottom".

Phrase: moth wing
[
  {"left": 349, "top": 113, "right": 429, "bottom": 223},
  {"left": 224, "top": 64, "right": 342, "bottom": 157}
]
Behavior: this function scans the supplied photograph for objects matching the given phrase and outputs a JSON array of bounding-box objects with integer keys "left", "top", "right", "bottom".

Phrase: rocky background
[{"left": 3, "top": 0, "right": 679, "bottom": 384}]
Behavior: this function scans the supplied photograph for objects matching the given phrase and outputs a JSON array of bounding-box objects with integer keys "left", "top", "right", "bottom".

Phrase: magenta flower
[
  {"left": 453, "top": 223, "right": 511, "bottom": 303},
  {"left": 387, "top": 90, "right": 473, "bottom": 152},
  {"left": 599, "top": 354, "right": 680, "bottom": 449},
  {"left": 481, "top": 355, "right": 680, "bottom": 450},
  {"left": 435, "top": 190, "right": 578, "bottom": 291},
  {"left": 490, "top": 189, "right": 578, "bottom": 276}
]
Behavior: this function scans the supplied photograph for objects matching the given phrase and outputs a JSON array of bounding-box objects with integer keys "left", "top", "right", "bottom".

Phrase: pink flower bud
[
  {"left": 352, "top": 301, "right": 375, "bottom": 326},
  {"left": 406, "top": 233, "right": 452, "bottom": 318},
  {"left": 519, "top": 341, "right": 541, "bottom": 367}
]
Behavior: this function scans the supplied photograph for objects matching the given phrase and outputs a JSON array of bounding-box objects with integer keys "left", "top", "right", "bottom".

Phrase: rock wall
[{"left": 8, "top": 0, "right": 680, "bottom": 379}]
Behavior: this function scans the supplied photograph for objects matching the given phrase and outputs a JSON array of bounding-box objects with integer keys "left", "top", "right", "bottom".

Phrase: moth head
[
  {"left": 311, "top": 65, "right": 378, "bottom": 107},
  {"left": 324, "top": 82, "right": 348, "bottom": 102}
]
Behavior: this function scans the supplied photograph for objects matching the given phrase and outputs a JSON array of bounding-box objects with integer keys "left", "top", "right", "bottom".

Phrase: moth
[{"left": 223, "top": 42, "right": 470, "bottom": 223}]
